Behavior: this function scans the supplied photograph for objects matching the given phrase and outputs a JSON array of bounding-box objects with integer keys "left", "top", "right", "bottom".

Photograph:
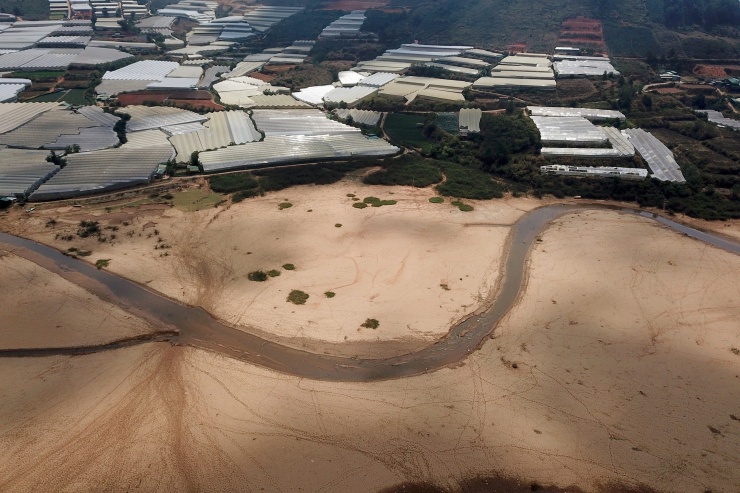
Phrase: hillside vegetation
[{"left": 359, "top": 0, "right": 740, "bottom": 57}]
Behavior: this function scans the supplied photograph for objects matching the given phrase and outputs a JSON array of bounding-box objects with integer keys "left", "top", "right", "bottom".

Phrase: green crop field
[
  {"left": 383, "top": 113, "right": 433, "bottom": 152},
  {"left": 26, "top": 89, "right": 89, "bottom": 105}
]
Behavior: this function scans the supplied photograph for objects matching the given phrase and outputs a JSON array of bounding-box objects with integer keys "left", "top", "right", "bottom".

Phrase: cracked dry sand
[{"left": 0, "top": 209, "right": 738, "bottom": 492}]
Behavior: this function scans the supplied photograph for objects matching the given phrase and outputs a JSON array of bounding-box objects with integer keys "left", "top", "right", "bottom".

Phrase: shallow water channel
[{"left": 1, "top": 204, "right": 738, "bottom": 381}]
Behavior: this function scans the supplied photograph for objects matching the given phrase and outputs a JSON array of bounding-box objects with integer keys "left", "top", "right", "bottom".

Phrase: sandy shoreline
[{"left": 0, "top": 207, "right": 738, "bottom": 492}]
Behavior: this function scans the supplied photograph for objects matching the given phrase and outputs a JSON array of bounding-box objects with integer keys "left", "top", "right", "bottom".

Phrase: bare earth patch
[
  {"left": 0, "top": 209, "right": 738, "bottom": 492},
  {"left": 0, "top": 251, "right": 160, "bottom": 349},
  {"left": 3, "top": 181, "right": 540, "bottom": 354}
]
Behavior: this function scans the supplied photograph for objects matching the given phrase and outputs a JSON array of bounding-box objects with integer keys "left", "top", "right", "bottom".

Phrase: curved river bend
[{"left": 1, "top": 204, "right": 738, "bottom": 382}]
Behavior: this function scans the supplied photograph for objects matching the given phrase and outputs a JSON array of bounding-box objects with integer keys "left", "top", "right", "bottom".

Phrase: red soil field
[
  {"left": 249, "top": 72, "right": 276, "bottom": 83},
  {"left": 508, "top": 43, "right": 527, "bottom": 54},
  {"left": 559, "top": 16, "right": 607, "bottom": 54},
  {"left": 117, "top": 90, "right": 223, "bottom": 110},
  {"left": 694, "top": 65, "right": 728, "bottom": 77},
  {"left": 653, "top": 87, "right": 684, "bottom": 94}
]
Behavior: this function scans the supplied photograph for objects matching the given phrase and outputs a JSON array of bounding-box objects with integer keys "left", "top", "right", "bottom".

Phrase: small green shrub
[
  {"left": 278, "top": 202, "right": 293, "bottom": 210},
  {"left": 363, "top": 197, "right": 397, "bottom": 207},
  {"left": 429, "top": 197, "right": 444, "bottom": 203},
  {"left": 267, "top": 269, "right": 281, "bottom": 277},
  {"left": 282, "top": 263, "right": 295, "bottom": 270},
  {"left": 248, "top": 271, "right": 268, "bottom": 281},
  {"left": 361, "top": 318, "right": 379, "bottom": 329},
  {"left": 335, "top": 223, "right": 342, "bottom": 228},
  {"left": 324, "top": 291, "right": 335, "bottom": 298},
  {"left": 232, "top": 189, "right": 260, "bottom": 202},
  {"left": 287, "top": 290, "right": 309, "bottom": 305},
  {"left": 353, "top": 202, "right": 368, "bottom": 209},
  {"left": 95, "top": 259, "right": 110, "bottom": 269},
  {"left": 77, "top": 220, "right": 100, "bottom": 238}
]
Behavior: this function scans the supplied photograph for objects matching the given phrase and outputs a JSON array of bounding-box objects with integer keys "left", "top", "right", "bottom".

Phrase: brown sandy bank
[{"left": 0, "top": 209, "right": 737, "bottom": 492}]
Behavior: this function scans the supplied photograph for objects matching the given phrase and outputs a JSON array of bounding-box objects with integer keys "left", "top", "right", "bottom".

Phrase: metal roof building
[
  {"left": 102, "top": 60, "right": 179, "bottom": 80},
  {"left": 378, "top": 76, "right": 471, "bottom": 103},
  {"left": 0, "top": 149, "right": 59, "bottom": 199},
  {"left": 473, "top": 77, "right": 556, "bottom": 90},
  {"left": 554, "top": 59, "right": 620, "bottom": 77},
  {"left": 338, "top": 70, "right": 366, "bottom": 87},
  {"left": 169, "top": 110, "right": 261, "bottom": 161},
  {"left": 323, "top": 86, "right": 377, "bottom": 107},
  {"left": 0, "top": 102, "right": 61, "bottom": 134},
  {"left": 527, "top": 106, "right": 626, "bottom": 121},
  {"left": 333, "top": 108, "right": 381, "bottom": 126},
  {"left": 622, "top": 129, "right": 685, "bottom": 182},
  {"left": 530, "top": 116, "right": 608, "bottom": 144},
  {"left": 251, "top": 109, "right": 360, "bottom": 136},
  {"left": 124, "top": 105, "right": 208, "bottom": 132},
  {"left": 248, "top": 94, "right": 310, "bottom": 109},
  {"left": 0, "top": 108, "right": 99, "bottom": 148},
  {"left": 425, "top": 63, "right": 480, "bottom": 75},
  {"left": 699, "top": 110, "right": 740, "bottom": 131},
  {"left": 29, "top": 146, "right": 175, "bottom": 201},
  {"left": 459, "top": 108, "right": 482, "bottom": 133},
  {"left": 353, "top": 60, "right": 410, "bottom": 73},
  {"left": 199, "top": 133, "right": 399, "bottom": 172},
  {"left": 292, "top": 85, "right": 335, "bottom": 106},
  {"left": 220, "top": 61, "right": 264, "bottom": 79},
  {"left": 48, "top": 126, "right": 120, "bottom": 152},
  {"left": 541, "top": 164, "right": 647, "bottom": 180},
  {"left": 320, "top": 11, "right": 366, "bottom": 38},
  {"left": 0, "top": 84, "right": 26, "bottom": 102},
  {"left": 357, "top": 72, "right": 398, "bottom": 88}
]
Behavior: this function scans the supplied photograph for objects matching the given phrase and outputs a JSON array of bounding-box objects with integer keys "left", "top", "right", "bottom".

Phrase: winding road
[{"left": 1, "top": 204, "right": 738, "bottom": 382}]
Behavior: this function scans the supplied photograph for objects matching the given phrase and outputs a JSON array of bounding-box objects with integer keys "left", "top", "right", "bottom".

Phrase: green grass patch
[
  {"left": 363, "top": 197, "right": 397, "bottom": 207},
  {"left": 248, "top": 271, "right": 268, "bottom": 282},
  {"left": 172, "top": 188, "right": 224, "bottom": 212},
  {"left": 429, "top": 197, "right": 444, "bottom": 203},
  {"left": 25, "top": 89, "right": 88, "bottom": 104},
  {"left": 436, "top": 161, "right": 506, "bottom": 200},
  {"left": 384, "top": 113, "right": 433, "bottom": 152},
  {"left": 208, "top": 174, "right": 259, "bottom": 193},
  {"left": 363, "top": 154, "right": 444, "bottom": 188},
  {"left": 282, "top": 263, "right": 295, "bottom": 271},
  {"left": 278, "top": 202, "right": 293, "bottom": 210},
  {"left": 95, "top": 259, "right": 110, "bottom": 270},
  {"left": 287, "top": 290, "right": 309, "bottom": 305},
  {"left": 324, "top": 291, "right": 335, "bottom": 298},
  {"left": 451, "top": 200, "right": 474, "bottom": 212},
  {"left": 267, "top": 269, "right": 281, "bottom": 277},
  {"left": 361, "top": 318, "right": 379, "bottom": 329}
]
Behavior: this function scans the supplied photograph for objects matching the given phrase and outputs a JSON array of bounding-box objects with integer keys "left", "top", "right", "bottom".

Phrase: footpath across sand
[{"left": 0, "top": 208, "right": 738, "bottom": 492}]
